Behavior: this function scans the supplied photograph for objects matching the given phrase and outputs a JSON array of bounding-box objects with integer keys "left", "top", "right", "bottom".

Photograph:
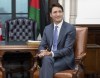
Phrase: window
[
  {"left": 0, "top": 0, "right": 12, "bottom": 24},
  {"left": 16, "top": 0, "right": 28, "bottom": 17},
  {"left": 0, "top": 0, "right": 28, "bottom": 24}
]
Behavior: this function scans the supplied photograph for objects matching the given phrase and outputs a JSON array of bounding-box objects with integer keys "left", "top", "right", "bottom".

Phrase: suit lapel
[
  {"left": 57, "top": 22, "right": 66, "bottom": 44},
  {"left": 49, "top": 24, "right": 54, "bottom": 47},
  {"left": 48, "top": 22, "right": 67, "bottom": 47}
]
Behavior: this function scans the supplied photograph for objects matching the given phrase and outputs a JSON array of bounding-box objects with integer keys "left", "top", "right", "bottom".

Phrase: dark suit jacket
[{"left": 38, "top": 21, "right": 76, "bottom": 69}]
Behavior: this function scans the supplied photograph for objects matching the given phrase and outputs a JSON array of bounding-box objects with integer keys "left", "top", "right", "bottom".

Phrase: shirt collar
[{"left": 54, "top": 20, "right": 63, "bottom": 29}]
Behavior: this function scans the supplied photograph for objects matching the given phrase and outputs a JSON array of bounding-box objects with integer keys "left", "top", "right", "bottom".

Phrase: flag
[
  {"left": 40, "top": 0, "right": 50, "bottom": 36},
  {"left": 29, "top": 0, "right": 40, "bottom": 38},
  {"left": 0, "top": 22, "right": 2, "bottom": 41}
]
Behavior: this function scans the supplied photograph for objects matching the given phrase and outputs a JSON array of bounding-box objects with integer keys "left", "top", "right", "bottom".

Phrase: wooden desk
[
  {"left": 0, "top": 45, "right": 38, "bottom": 58},
  {"left": 0, "top": 42, "right": 39, "bottom": 78}
]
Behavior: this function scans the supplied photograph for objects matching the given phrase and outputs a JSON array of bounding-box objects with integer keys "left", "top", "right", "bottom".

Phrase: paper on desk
[{"left": 27, "top": 40, "right": 41, "bottom": 46}]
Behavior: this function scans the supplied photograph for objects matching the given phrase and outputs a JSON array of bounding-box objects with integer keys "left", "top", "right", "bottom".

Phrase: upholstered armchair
[
  {"left": 33, "top": 26, "right": 88, "bottom": 78},
  {"left": 5, "top": 17, "right": 37, "bottom": 44}
]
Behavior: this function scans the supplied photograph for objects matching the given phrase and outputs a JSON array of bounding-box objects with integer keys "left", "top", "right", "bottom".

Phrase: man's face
[{"left": 50, "top": 7, "right": 63, "bottom": 24}]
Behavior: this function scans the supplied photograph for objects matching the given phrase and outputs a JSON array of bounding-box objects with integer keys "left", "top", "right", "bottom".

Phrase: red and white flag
[{"left": 0, "top": 22, "right": 2, "bottom": 41}]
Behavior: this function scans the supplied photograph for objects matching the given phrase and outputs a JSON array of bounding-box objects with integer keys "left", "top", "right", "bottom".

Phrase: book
[{"left": 27, "top": 40, "right": 41, "bottom": 46}]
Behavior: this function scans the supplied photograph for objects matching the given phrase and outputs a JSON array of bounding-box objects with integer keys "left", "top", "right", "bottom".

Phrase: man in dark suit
[{"left": 37, "top": 3, "right": 76, "bottom": 78}]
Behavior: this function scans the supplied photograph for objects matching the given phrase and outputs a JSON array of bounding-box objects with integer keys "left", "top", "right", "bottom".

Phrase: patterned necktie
[{"left": 52, "top": 26, "right": 58, "bottom": 51}]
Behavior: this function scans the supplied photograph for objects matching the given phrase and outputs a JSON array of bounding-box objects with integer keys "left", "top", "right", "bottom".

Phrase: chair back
[
  {"left": 5, "top": 18, "right": 37, "bottom": 43},
  {"left": 74, "top": 27, "right": 88, "bottom": 58}
]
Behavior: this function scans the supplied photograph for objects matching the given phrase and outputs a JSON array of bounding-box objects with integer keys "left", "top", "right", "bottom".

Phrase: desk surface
[
  {"left": 0, "top": 45, "right": 38, "bottom": 50},
  {"left": 0, "top": 41, "right": 39, "bottom": 56},
  {"left": 0, "top": 41, "right": 30, "bottom": 45},
  {"left": 0, "top": 41, "right": 39, "bottom": 50}
]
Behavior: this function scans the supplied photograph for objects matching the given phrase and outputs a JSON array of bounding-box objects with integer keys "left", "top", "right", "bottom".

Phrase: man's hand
[{"left": 38, "top": 50, "right": 52, "bottom": 58}]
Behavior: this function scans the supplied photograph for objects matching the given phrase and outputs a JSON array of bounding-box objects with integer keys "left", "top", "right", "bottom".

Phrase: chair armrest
[
  {"left": 0, "top": 66, "right": 5, "bottom": 72},
  {"left": 75, "top": 52, "right": 86, "bottom": 63},
  {"left": 0, "top": 58, "right": 5, "bottom": 72},
  {"left": 75, "top": 52, "right": 86, "bottom": 70},
  {"left": 30, "top": 56, "right": 40, "bottom": 73},
  {"left": 0, "top": 59, "right": 6, "bottom": 78}
]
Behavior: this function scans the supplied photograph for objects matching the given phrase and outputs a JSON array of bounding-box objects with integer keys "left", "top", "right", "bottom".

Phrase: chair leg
[
  {"left": 75, "top": 71, "right": 84, "bottom": 78},
  {"left": 6, "top": 73, "right": 13, "bottom": 78},
  {"left": 22, "top": 71, "right": 31, "bottom": 78},
  {"left": 5, "top": 72, "right": 13, "bottom": 78},
  {"left": 30, "top": 71, "right": 33, "bottom": 78},
  {"left": 22, "top": 72, "right": 24, "bottom": 78}
]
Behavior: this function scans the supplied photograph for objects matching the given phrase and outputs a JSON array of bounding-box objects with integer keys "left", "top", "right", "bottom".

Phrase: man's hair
[{"left": 49, "top": 3, "right": 64, "bottom": 13}]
